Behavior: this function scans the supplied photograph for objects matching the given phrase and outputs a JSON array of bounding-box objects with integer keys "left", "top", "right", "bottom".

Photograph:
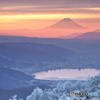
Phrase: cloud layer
[{"left": 0, "top": 0, "right": 100, "bottom": 14}]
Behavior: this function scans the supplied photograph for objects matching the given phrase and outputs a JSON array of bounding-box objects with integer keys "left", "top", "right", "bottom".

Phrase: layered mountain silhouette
[
  {"left": 0, "top": 42, "right": 75, "bottom": 71},
  {"left": 76, "top": 29, "right": 100, "bottom": 39},
  {"left": 0, "top": 18, "right": 88, "bottom": 38},
  {"left": 47, "top": 18, "right": 86, "bottom": 29},
  {"left": 32, "top": 18, "right": 88, "bottom": 38}
]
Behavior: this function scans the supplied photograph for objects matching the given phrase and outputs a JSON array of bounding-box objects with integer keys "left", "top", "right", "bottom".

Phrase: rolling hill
[
  {"left": 76, "top": 29, "right": 100, "bottom": 39},
  {"left": 0, "top": 42, "right": 75, "bottom": 73},
  {"left": 0, "top": 68, "right": 33, "bottom": 89}
]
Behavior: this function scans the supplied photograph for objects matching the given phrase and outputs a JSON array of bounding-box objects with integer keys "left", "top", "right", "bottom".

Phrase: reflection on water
[{"left": 33, "top": 69, "right": 100, "bottom": 80}]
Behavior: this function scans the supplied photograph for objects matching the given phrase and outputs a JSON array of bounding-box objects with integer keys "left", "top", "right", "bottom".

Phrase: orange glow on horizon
[
  {"left": 0, "top": 13, "right": 100, "bottom": 38},
  {"left": 0, "top": 13, "right": 100, "bottom": 23}
]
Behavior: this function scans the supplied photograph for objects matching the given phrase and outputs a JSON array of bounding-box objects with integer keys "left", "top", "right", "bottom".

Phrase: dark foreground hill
[{"left": 0, "top": 68, "right": 33, "bottom": 89}]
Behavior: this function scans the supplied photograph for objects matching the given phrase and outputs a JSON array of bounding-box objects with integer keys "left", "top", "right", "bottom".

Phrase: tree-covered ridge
[{"left": 9, "top": 75, "right": 100, "bottom": 100}]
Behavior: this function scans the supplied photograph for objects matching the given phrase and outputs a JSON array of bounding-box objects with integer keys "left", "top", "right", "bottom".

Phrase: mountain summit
[
  {"left": 0, "top": 18, "right": 88, "bottom": 38},
  {"left": 47, "top": 18, "right": 86, "bottom": 29},
  {"left": 61, "top": 18, "right": 72, "bottom": 21},
  {"left": 32, "top": 18, "right": 88, "bottom": 38}
]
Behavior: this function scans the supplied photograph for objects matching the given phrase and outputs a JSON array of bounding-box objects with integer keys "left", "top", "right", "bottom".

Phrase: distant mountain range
[
  {"left": 76, "top": 29, "right": 100, "bottom": 39},
  {"left": 0, "top": 18, "right": 88, "bottom": 38},
  {"left": 1, "top": 18, "right": 99, "bottom": 39},
  {"left": 33, "top": 18, "right": 88, "bottom": 38},
  {"left": 0, "top": 42, "right": 75, "bottom": 74}
]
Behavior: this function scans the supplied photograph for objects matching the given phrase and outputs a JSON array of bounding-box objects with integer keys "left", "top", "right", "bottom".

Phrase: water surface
[{"left": 33, "top": 69, "right": 100, "bottom": 80}]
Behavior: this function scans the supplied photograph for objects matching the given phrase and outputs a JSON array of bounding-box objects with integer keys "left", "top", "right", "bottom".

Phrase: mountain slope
[
  {"left": 0, "top": 18, "right": 87, "bottom": 38},
  {"left": 0, "top": 42, "right": 75, "bottom": 73},
  {"left": 76, "top": 30, "right": 100, "bottom": 39},
  {"left": 0, "top": 68, "right": 33, "bottom": 89},
  {"left": 0, "top": 42, "right": 73, "bottom": 62},
  {"left": 47, "top": 18, "right": 86, "bottom": 29},
  {"left": 33, "top": 18, "right": 88, "bottom": 38}
]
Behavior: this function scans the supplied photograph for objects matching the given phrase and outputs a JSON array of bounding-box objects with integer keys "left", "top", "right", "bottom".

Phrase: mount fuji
[
  {"left": 0, "top": 18, "right": 88, "bottom": 38},
  {"left": 47, "top": 18, "right": 86, "bottom": 29},
  {"left": 33, "top": 18, "right": 88, "bottom": 38}
]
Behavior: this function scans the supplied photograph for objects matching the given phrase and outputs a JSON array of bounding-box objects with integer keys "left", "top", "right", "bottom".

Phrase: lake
[{"left": 33, "top": 69, "right": 100, "bottom": 80}]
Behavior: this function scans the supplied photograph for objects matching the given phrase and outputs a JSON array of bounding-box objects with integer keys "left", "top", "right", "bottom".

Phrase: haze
[{"left": 0, "top": 0, "right": 100, "bottom": 37}]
